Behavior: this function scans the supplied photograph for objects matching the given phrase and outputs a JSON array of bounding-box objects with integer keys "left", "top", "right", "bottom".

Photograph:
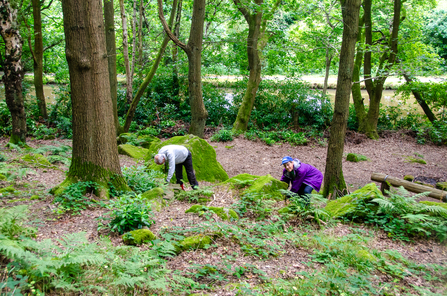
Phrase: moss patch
[
  {"left": 243, "top": 174, "right": 288, "bottom": 200},
  {"left": 141, "top": 187, "right": 164, "bottom": 200},
  {"left": 0, "top": 174, "right": 6, "bottom": 181},
  {"left": 21, "top": 153, "right": 52, "bottom": 168},
  {"left": 147, "top": 135, "right": 228, "bottom": 183},
  {"left": 324, "top": 183, "right": 383, "bottom": 218},
  {"left": 403, "top": 175, "right": 414, "bottom": 181},
  {"left": 138, "top": 135, "right": 161, "bottom": 149},
  {"left": 436, "top": 182, "right": 447, "bottom": 191},
  {"left": 185, "top": 205, "right": 239, "bottom": 220},
  {"left": 404, "top": 156, "right": 426, "bottom": 164},
  {"left": 176, "top": 234, "right": 213, "bottom": 253},
  {"left": 122, "top": 229, "right": 157, "bottom": 245},
  {"left": 118, "top": 144, "right": 149, "bottom": 160},
  {"left": 0, "top": 185, "right": 16, "bottom": 194},
  {"left": 346, "top": 153, "right": 369, "bottom": 162},
  {"left": 218, "top": 173, "right": 260, "bottom": 189}
]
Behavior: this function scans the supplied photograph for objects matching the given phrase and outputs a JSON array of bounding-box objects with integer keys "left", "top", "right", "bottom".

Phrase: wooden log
[{"left": 371, "top": 173, "right": 447, "bottom": 202}]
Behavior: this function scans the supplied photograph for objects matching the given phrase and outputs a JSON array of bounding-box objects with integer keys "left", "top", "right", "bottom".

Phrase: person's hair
[{"left": 154, "top": 154, "right": 165, "bottom": 164}]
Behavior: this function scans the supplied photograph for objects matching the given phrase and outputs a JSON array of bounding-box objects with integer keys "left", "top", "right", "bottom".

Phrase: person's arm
[
  {"left": 280, "top": 170, "right": 290, "bottom": 186},
  {"left": 165, "top": 150, "right": 176, "bottom": 183}
]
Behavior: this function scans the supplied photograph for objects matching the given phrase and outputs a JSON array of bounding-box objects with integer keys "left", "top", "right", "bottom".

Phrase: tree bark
[
  {"left": 351, "top": 16, "right": 366, "bottom": 130},
  {"left": 361, "top": 0, "right": 402, "bottom": 139},
  {"left": 158, "top": 0, "right": 207, "bottom": 138},
  {"left": 58, "top": 0, "right": 128, "bottom": 198},
  {"left": 138, "top": 0, "right": 143, "bottom": 79},
  {"left": 32, "top": 0, "right": 48, "bottom": 120},
  {"left": 119, "top": 0, "right": 133, "bottom": 104},
  {"left": 131, "top": 0, "right": 137, "bottom": 77},
  {"left": 322, "top": 0, "right": 361, "bottom": 198},
  {"left": 322, "top": 48, "right": 333, "bottom": 97},
  {"left": 402, "top": 73, "right": 437, "bottom": 123},
  {"left": 103, "top": 0, "right": 121, "bottom": 135},
  {"left": 0, "top": 0, "right": 26, "bottom": 145},
  {"left": 123, "top": 0, "right": 178, "bottom": 133}
]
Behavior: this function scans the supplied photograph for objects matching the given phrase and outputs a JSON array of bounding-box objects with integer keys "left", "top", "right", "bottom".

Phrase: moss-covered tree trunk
[
  {"left": 158, "top": 0, "right": 207, "bottom": 138},
  {"left": 123, "top": 0, "right": 178, "bottom": 133},
  {"left": 351, "top": 17, "right": 366, "bottom": 131},
  {"left": 232, "top": 0, "right": 263, "bottom": 132},
  {"left": 58, "top": 0, "right": 128, "bottom": 198},
  {"left": 32, "top": 0, "right": 48, "bottom": 120},
  {"left": 104, "top": 0, "right": 121, "bottom": 135},
  {"left": 322, "top": 0, "right": 361, "bottom": 198},
  {"left": 119, "top": 0, "right": 133, "bottom": 105},
  {"left": 402, "top": 73, "right": 437, "bottom": 123},
  {"left": 0, "top": 0, "right": 26, "bottom": 145}
]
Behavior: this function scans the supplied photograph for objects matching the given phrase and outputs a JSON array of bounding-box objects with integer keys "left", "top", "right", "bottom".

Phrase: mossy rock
[
  {"left": 436, "top": 182, "right": 447, "bottom": 191},
  {"left": 175, "top": 234, "right": 212, "bottom": 253},
  {"left": 185, "top": 205, "right": 239, "bottom": 220},
  {"left": 137, "top": 135, "right": 161, "bottom": 149},
  {"left": 419, "top": 201, "right": 447, "bottom": 211},
  {"left": 147, "top": 135, "right": 229, "bottom": 183},
  {"left": 141, "top": 187, "right": 164, "bottom": 200},
  {"left": 403, "top": 175, "right": 414, "bottom": 181},
  {"left": 356, "top": 249, "right": 377, "bottom": 262},
  {"left": 21, "top": 153, "right": 52, "bottom": 168},
  {"left": 405, "top": 156, "right": 426, "bottom": 164},
  {"left": 243, "top": 174, "right": 288, "bottom": 200},
  {"left": 0, "top": 185, "right": 16, "bottom": 194},
  {"left": 346, "top": 153, "right": 368, "bottom": 162},
  {"left": 0, "top": 174, "right": 6, "bottom": 181},
  {"left": 218, "top": 173, "right": 261, "bottom": 189},
  {"left": 118, "top": 144, "right": 149, "bottom": 160},
  {"left": 30, "top": 195, "right": 40, "bottom": 200},
  {"left": 122, "top": 229, "right": 157, "bottom": 245},
  {"left": 325, "top": 183, "right": 383, "bottom": 218}
]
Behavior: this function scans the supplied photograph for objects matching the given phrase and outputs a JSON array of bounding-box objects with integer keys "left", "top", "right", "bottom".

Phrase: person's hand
[{"left": 164, "top": 179, "right": 169, "bottom": 185}]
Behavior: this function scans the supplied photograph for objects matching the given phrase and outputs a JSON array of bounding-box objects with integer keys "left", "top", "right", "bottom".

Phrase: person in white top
[{"left": 154, "top": 145, "right": 199, "bottom": 190}]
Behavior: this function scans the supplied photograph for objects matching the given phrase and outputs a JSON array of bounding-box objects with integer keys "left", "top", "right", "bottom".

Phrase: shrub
[
  {"left": 122, "top": 165, "right": 163, "bottom": 194},
  {"left": 54, "top": 181, "right": 99, "bottom": 215},
  {"left": 210, "top": 129, "right": 234, "bottom": 142}
]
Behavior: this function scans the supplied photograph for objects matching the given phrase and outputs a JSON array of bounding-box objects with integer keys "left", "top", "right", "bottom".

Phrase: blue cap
[{"left": 281, "top": 156, "right": 293, "bottom": 165}]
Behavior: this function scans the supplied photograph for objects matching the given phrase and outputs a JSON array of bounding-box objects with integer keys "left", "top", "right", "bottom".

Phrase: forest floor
[{"left": 1, "top": 132, "right": 447, "bottom": 295}]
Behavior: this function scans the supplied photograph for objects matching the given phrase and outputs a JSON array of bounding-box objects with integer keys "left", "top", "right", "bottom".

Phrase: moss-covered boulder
[
  {"left": 122, "top": 229, "right": 157, "bottom": 245},
  {"left": 403, "top": 175, "right": 414, "bottom": 181},
  {"left": 325, "top": 183, "right": 383, "bottom": 218},
  {"left": 436, "top": 182, "right": 447, "bottom": 191},
  {"left": 147, "top": 135, "right": 228, "bottom": 183},
  {"left": 243, "top": 174, "right": 288, "bottom": 200},
  {"left": 356, "top": 249, "right": 377, "bottom": 262},
  {"left": 118, "top": 144, "right": 149, "bottom": 160},
  {"left": 0, "top": 174, "right": 6, "bottom": 181},
  {"left": 346, "top": 153, "right": 368, "bottom": 162},
  {"left": 185, "top": 205, "right": 239, "bottom": 220},
  {"left": 21, "top": 153, "right": 52, "bottom": 168},
  {"left": 175, "top": 234, "right": 213, "bottom": 253},
  {"left": 218, "top": 173, "right": 261, "bottom": 189},
  {"left": 137, "top": 135, "right": 161, "bottom": 150},
  {"left": 141, "top": 187, "right": 164, "bottom": 200}
]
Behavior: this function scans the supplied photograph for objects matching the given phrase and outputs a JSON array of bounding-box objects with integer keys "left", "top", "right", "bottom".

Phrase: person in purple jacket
[{"left": 280, "top": 156, "right": 323, "bottom": 204}]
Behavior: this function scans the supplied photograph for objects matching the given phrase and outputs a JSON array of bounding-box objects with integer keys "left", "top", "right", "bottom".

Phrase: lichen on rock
[{"left": 122, "top": 229, "right": 157, "bottom": 245}]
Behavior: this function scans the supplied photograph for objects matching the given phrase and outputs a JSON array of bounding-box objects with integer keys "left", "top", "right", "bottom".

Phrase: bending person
[
  {"left": 280, "top": 156, "right": 323, "bottom": 204},
  {"left": 154, "top": 145, "right": 199, "bottom": 190}
]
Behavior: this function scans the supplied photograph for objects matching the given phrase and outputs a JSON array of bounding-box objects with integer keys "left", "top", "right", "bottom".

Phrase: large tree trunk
[
  {"left": 0, "top": 0, "right": 26, "bottom": 145},
  {"left": 232, "top": 0, "right": 263, "bottom": 132},
  {"left": 322, "top": 0, "right": 361, "bottom": 198},
  {"left": 32, "top": 0, "right": 48, "bottom": 120},
  {"left": 57, "top": 0, "right": 128, "bottom": 198},
  {"left": 402, "top": 73, "right": 437, "bottom": 123},
  {"left": 123, "top": 0, "right": 178, "bottom": 133},
  {"left": 158, "top": 0, "right": 207, "bottom": 138},
  {"left": 104, "top": 0, "right": 121, "bottom": 135},
  {"left": 361, "top": 0, "right": 402, "bottom": 139},
  {"left": 119, "top": 0, "right": 133, "bottom": 104}
]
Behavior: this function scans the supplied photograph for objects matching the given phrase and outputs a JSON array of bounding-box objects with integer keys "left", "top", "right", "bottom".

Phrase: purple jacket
[{"left": 280, "top": 159, "right": 323, "bottom": 193}]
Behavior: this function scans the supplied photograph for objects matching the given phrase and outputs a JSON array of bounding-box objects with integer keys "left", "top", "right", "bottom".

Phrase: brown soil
[{"left": 1, "top": 134, "right": 447, "bottom": 295}]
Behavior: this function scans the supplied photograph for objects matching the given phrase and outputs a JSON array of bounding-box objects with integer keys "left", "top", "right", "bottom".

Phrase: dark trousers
[{"left": 175, "top": 151, "right": 199, "bottom": 187}]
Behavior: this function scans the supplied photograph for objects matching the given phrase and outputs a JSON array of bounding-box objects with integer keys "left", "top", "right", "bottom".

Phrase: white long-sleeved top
[{"left": 157, "top": 145, "right": 189, "bottom": 182}]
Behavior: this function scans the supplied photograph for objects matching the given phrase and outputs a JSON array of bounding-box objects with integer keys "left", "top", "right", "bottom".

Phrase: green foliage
[
  {"left": 48, "top": 85, "right": 73, "bottom": 139},
  {"left": 243, "top": 129, "right": 308, "bottom": 146},
  {"left": 121, "top": 165, "right": 163, "bottom": 194},
  {"left": 414, "top": 120, "right": 447, "bottom": 145},
  {"left": 54, "top": 181, "right": 99, "bottom": 215},
  {"left": 0, "top": 205, "right": 37, "bottom": 239},
  {"left": 99, "top": 194, "right": 156, "bottom": 234},
  {"left": 210, "top": 129, "right": 234, "bottom": 142},
  {"left": 176, "top": 187, "right": 214, "bottom": 203},
  {"left": 281, "top": 192, "right": 330, "bottom": 226},
  {"left": 424, "top": 9, "right": 447, "bottom": 63},
  {"left": 232, "top": 192, "right": 276, "bottom": 220}
]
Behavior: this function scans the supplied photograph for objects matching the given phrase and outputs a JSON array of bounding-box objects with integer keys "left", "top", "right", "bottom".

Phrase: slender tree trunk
[
  {"left": 123, "top": 0, "right": 178, "bottom": 133},
  {"left": 232, "top": 0, "right": 263, "bottom": 132},
  {"left": 119, "top": 0, "right": 133, "bottom": 104},
  {"left": 322, "top": 48, "right": 333, "bottom": 97},
  {"left": 402, "top": 73, "right": 437, "bottom": 123},
  {"left": 158, "top": 0, "right": 207, "bottom": 138},
  {"left": 323, "top": 0, "right": 361, "bottom": 198},
  {"left": 138, "top": 0, "right": 143, "bottom": 79},
  {"left": 351, "top": 17, "right": 366, "bottom": 130},
  {"left": 0, "top": 0, "right": 26, "bottom": 145},
  {"left": 32, "top": 0, "right": 48, "bottom": 120},
  {"left": 104, "top": 0, "right": 121, "bottom": 135},
  {"left": 172, "top": 0, "right": 182, "bottom": 101},
  {"left": 131, "top": 0, "right": 137, "bottom": 77},
  {"left": 57, "top": 0, "right": 128, "bottom": 198}
]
